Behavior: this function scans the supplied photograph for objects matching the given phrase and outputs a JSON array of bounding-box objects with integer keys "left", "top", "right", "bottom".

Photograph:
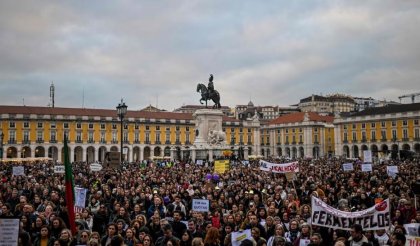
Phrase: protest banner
[
  {"left": 342, "top": 163, "right": 354, "bottom": 171},
  {"left": 54, "top": 165, "right": 65, "bottom": 174},
  {"left": 192, "top": 199, "right": 209, "bottom": 212},
  {"left": 231, "top": 229, "right": 252, "bottom": 246},
  {"left": 215, "top": 160, "right": 229, "bottom": 173},
  {"left": 363, "top": 150, "right": 372, "bottom": 163},
  {"left": 89, "top": 163, "right": 103, "bottom": 172},
  {"left": 404, "top": 223, "right": 420, "bottom": 237},
  {"left": 12, "top": 166, "right": 24, "bottom": 176},
  {"left": 406, "top": 236, "right": 420, "bottom": 246},
  {"left": 259, "top": 160, "right": 299, "bottom": 173},
  {"left": 0, "top": 218, "right": 20, "bottom": 246},
  {"left": 311, "top": 196, "right": 390, "bottom": 231},
  {"left": 361, "top": 163, "right": 373, "bottom": 172}
]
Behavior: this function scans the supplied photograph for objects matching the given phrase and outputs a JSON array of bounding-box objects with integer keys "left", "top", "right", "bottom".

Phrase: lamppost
[
  {"left": 116, "top": 99, "right": 128, "bottom": 164},
  {"left": 0, "top": 132, "right": 4, "bottom": 159}
]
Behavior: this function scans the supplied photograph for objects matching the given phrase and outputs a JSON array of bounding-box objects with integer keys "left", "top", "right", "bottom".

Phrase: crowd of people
[{"left": 0, "top": 157, "right": 419, "bottom": 246}]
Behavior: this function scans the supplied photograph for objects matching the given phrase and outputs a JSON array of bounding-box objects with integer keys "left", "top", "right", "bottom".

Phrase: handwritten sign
[
  {"left": 54, "top": 165, "right": 65, "bottom": 174},
  {"left": 342, "top": 163, "right": 354, "bottom": 171},
  {"left": 12, "top": 166, "right": 24, "bottom": 176},
  {"left": 361, "top": 163, "right": 372, "bottom": 172},
  {"left": 192, "top": 199, "right": 209, "bottom": 212},
  {"left": 363, "top": 150, "right": 372, "bottom": 163},
  {"left": 0, "top": 219, "right": 20, "bottom": 246},
  {"left": 231, "top": 229, "right": 252, "bottom": 246}
]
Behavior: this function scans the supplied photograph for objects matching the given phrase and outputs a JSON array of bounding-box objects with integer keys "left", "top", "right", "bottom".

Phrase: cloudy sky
[{"left": 1, "top": 0, "right": 420, "bottom": 111}]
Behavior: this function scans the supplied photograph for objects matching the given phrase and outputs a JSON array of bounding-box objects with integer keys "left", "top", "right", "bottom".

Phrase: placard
[
  {"left": 404, "top": 223, "right": 420, "bottom": 237},
  {"left": 363, "top": 150, "right": 372, "bottom": 163},
  {"left": 12, "top": 166, "right": 24, "bottom": 176},
  {"left": 54, "top": 165, "right": 65, "bottom": 174},
  {"left": 342, "top": 163, "right": 354, "bottom": 171},
  {"left": 406, "top": 236, "right": 420, "bottom": 246},
  {"left": 311, "top": 196, "right": 390, "bottom": 231},
  {"left": 196, "top": 160, "right": 203, "bottom": 165},
  {"left": 231, "top": 229, "right": 252, "bottom": 246},
  {"left": 192, "top": 199, "right": 209, "bottom": 212},
  {"left": 89, "top": 163, "right": 103, "bottom": 172},
  {"left": 361, "top": 163, "right": 372, "bottom": 172},
  {"left": 259, "top": 160, "right": 300, "bottom": 173},
  {"left": 387, "top": 166, "right": 398, "bottom": 178},
  {"left": 0, "top": 218, "right": 20, "bottom": 246},
  {"left": 75, "top": 187, "right": 87, "bottom": 208}
]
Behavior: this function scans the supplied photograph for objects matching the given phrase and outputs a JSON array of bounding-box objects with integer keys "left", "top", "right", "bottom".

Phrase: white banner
[
  {"left": 363, "top": 150, "right": 372, "bottom": 163},
  {"left": 311, "top": 196, "right": 390, "bottom": 231},
  {"left": 231, "top": 229, "right": 252, "bottom": 246},
  {"left": 196, "top": 160, "right": 203, "bottom": 165},
  {"left": 75, "top": 187, "right": 87, "bottom": 208},
  {"left": 0, "top": 219, "right": 20, "bottom": 246},
  {"left": 12, "top": 166, "right": 25, "bottom": 176},
  {"left": 342, "top": 163, "right": 354, "bottom": 171},
  {"left": 404, "top": 223, "right": 420, "bottom": 237},
  {"left": 259, "top": 160, "right": 299, "bottom": 173},
  {"left": 54, "top": 165, "right": 65, "bottom": 174},
  {"left": 361, "top": 163, "right": 373, "bottom": 172},
  {"left": 192, "top": 199, "right": 209, "bottom": 212}
]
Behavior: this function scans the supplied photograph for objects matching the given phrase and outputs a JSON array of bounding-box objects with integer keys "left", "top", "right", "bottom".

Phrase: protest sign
[
  {"left": 75, "top": 187, "right": 87, "bottom": 208},
  {"left": 89, "top": 163, "right": 103, "bottom": 172},
  {"left": 342, "top": 163, "right": 354, "bottom": 171},
  {"left": 404, "top": 223, "right": 420, "bottom": 237},
  {"left": 196, "top": 159, "right": 203, "bottom": 165},
  {"left": 192, "top": 199, "right": 209, "bottom": 212},
  {"left": 363, "top": 150, "right": 372, "bottom": 163},
  {"left": 406, "top": 236, "right": 420, "bottom": 246},
  {"left": 215, "top": 160, "right": 229, "bottom": 173},
  {"left": 231, "top": 229, "right": 252, "bottom": 246},
  {"left": 361, "top": 164, "right": 372, "bottom": 172},
  {"left": 0, "top": 219, "right": 20, "bottom": 246},
  {"left": 387, "top": 166, "right": 398, "bottom": 178},
  {"left": 259, "top": 160, "right": 299, "bottom": 173},
  {"left": 54, "top": 165, "right": 65, "bottom": 174},
  {"left": 12, "top": 166, "right": 24, "bottom": 176},
  {"left": 311, "top": 196, "right": 390, "bottom": 231}
]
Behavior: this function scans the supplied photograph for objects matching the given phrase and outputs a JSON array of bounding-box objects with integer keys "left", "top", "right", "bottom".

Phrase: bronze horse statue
[{"left": 196, "top": 83, "right": 221, "bottom": 109}]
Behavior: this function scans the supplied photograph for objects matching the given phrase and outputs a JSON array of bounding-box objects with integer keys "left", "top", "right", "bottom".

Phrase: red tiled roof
[
  {"left": 267, "top": 112, "right": 334, "bottom": 125},
  {"left": 0, "top": 105, "right": 240, "bottom": 122}
]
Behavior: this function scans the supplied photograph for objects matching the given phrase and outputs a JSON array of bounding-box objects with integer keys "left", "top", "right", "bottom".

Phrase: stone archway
[
  {"left": 6, "top": 147, "right": 18, "bottom": 158},
  {"left": 110, "top": 146, "right": 118, "bottom": 152},
  {"left": 381, "top": 144, "right": 389, "bottom": 154},
  {"left": 35, "top": 146, "right": 45, "bottom": 158},
  {"left": 21, "top": 146, "right": 31, "bottom": 158},
  {"left": 98, "top": 146, "right": 107, "bottom": 162},
  {"left": 292, "top": 147, "right": 297, "bottom": 158},
  {"left": 402, "top": 144, "right": 410, "bottom": 151},
  {"left": 299, "top": 147, "right": 304, "bottom": 158},
  {"left": 74, "top": 146, "right": 83, "bottom": 162},
  {"left": 313, "top": 146, "right": 319, "bottom": 159},
  {"left": 144, "top": 146, "right": 151, "bottom": 160},
  {"left": 415, "top": 143, "right": 420, "bottom": 154},
  {"left": 154, "top": 146, "right": 161, "bottom": 157},
  {"left": 277, "top": 147, "right": 282, "bottom": 157},
  {"left": 285, "top": 147, "right": 290, "bottom": 157},
  {"left": 86, "top": 146, "right": 95, "bottom": 163},
  {"left": 176, "top": 147, "right": 181, "bottom": 160},
  {"left": 48, "top": 146, "right": 59, "bottom": 161},
  {"left": 133, "top": 146, "right": 140, "bottom": 162},
  {"left": 361, "top": 145, "right": 368, "bottom": 151},
  {"left": 352, "top": 145, "right": 359, "bottom": 158},
  {"left": 343, "top": 145, "right": 350, "bottom": 158},
  {"left": 164, "top": 147, "right": 171, "bottom": 157},
  {"left": 391, "top": 144, "right": 399, "bottom": 159},
  {"left": 370, "top": 144, "right": 378, "bottom": 157},
  {"left": 61, "top": 146, "right": 71, "bottom": 162}
]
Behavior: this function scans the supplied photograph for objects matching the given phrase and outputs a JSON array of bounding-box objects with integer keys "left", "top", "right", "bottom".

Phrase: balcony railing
[
  {"left": 50, "top": 140, "right": 57, "bottom": 143},
  {"left": 155, "top": 141, "right": 161, "bottom": 145},
  {"left": 361, "top": 138, "right": 367, "bottom": 143},
  {"left": 165, "top": 140, "right": 171, "bottom": 144},
  {"left": 352, "top": 139, "right": 358, "bottom": 143},
  {"left": 22, "top": 140, "right": 31, "bottom": 144},
  {"left": 285, "top": 141, "right": 289, "bottom": 145},
  {"left": 175, "top": 141, "right": 181, "bottom": 145},
  {"left": 292, "top": 141, "right": 296, "bottom": 145},
  {"left": 414, "top": 137, "right": 420, "bottom": 141},
  {"left": 87, "top": 139, "right": 95, "bottom": 144},
  {"left": 111, "top": 140, "right": 118, "bottom": 144},
  {"left": 8, "top": 140, "right": 16, "bottom": 144},
  {"left": 145, "top": 140, "right": 151, "bottom": 144},
  {"left": 185, "top": 141, "right": 191, "bottom": 145},
  {"left": 247, "top": 141, "right": 252, "bottom": 145},
  {"left": 298, "top": 141, "right": 303, "bottom": 145},
  {"left": 402, "top": 138, "right": 409, "bottom": 142},
  {"left": 343, "top": 140, "right": 348, "bottom": 143},
  {"left": 123, "top": 140, "right": 130, "bottom": 144},
  {"left": 100, "top": 140, "right": 107, "bottom": 144},
  {"left": 276, "top": 142, "right": 281, "bottom": 145},
  {"left": 381, "top": 138, "right": 387, "bottom": 142},
  {"left": 371, "top": 138, "right": 376, "bottom": 142},
  {"left": 134, "top": 140, "right": 140, "bottom": 144},
  {"left": 36, "top": 139, "right": 44, "bottom": 144},
  {"left": 75, "top": 140, "right": 83, "bottom": 144}
]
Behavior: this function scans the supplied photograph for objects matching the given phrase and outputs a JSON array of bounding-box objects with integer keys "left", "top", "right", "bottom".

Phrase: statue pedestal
[{"left": 192, "top": 109, "right": 228, "bottom": 162}]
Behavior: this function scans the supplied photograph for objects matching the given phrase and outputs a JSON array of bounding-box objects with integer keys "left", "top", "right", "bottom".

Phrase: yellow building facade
[
  {"left": 261, "top": 112, "right": 335, "bottom": 158},
  {"left": 0, "top": 106, "right": 259, "bottom": 163},
  {"left": 334, "top": 103, "right": 420, "bottom": 158}
]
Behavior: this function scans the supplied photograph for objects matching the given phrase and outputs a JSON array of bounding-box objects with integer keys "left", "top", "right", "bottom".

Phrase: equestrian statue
[{"left": 196, "top": 74, "right": 221, "bottom": 109}]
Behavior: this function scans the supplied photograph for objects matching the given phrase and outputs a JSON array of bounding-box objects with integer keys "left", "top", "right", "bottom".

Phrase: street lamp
[
  {"left": 116, "top": 99, "right": 128, "bottom": 164},
  {"left": 0, "top": 132, "right": 4, "bottom": 159}
]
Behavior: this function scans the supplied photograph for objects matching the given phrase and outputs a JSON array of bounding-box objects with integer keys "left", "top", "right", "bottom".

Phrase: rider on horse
[{"left": 208, "top": 74, "right": 214, "bottom": 99}]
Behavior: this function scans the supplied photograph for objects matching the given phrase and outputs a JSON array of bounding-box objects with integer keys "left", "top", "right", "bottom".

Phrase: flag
[{"left": 64, "top": 134, "right": 77, "bottom": 234}]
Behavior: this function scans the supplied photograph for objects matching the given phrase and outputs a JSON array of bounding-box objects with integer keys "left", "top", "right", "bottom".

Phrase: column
[
  {"left": 140, "top": 146, "right": 144, "bottom": 161},
  {"left": 334, "top": 124, "right": 342, "bottom": 157},
  {"left": 31, "top": 148, "right": 36, "bottom": 158},
  {"left": 191, "top": 148, "right": 196, "bottom": 163},
  {"left": 170, "top": 147, "right": 176, "bottom": 160},
  {"left": 244, "top": 147, "right": 249, "bottom": 160},
  {"left": 17, "top": 149, "right": 21, "bottom": 158},
  {"left": 208, "top": 149, "right": 213, "bottom": 162},
  {"left": 70, "top": 146, "right": 75, "bottom": 163},
  {"left": 58, "top": 146, "right": 62, "bottom": 163},
  {"left": 82, "top": 147, "right": 87, "bottom": 162}
]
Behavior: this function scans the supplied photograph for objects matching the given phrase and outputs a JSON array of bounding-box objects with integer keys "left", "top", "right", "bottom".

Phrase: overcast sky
[{"left": 1, "top": 1, "right": 420, "bottom": 111}]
